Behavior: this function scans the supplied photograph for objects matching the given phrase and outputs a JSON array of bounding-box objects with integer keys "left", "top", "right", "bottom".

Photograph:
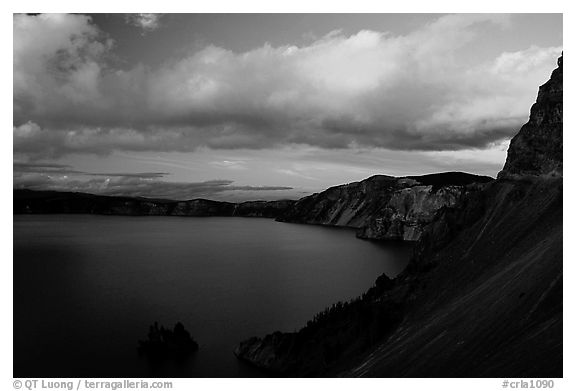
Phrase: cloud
[
  {"left": 13, "top": 161, "right": 292, "bottom": 200},
  {"left": 210, "top": 160, "right": 247, "bottom": 170},
  {"left": 13, "top": 14, "right": 112, "bottom": 122},
  {"left": 13, "top": 14, "right": 562, "bottom": 159},
  {"left": 124, "top": 14, "right": 163, "bottom": 34},
  {"left": 14, "top": 162, "right": 77, "bottom": 173},
  {"left": 14, "top": 162, "right": 171, "bottom": 179}
]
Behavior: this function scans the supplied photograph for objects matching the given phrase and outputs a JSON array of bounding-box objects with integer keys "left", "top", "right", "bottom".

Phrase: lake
[{"left": 13, "top": 215, "right": 413, "bottom": 377}]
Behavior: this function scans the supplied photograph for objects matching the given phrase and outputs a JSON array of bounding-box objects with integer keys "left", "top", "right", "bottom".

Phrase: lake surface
[{"left": 13, "top": 215, "right": 413, "bottom": 377}]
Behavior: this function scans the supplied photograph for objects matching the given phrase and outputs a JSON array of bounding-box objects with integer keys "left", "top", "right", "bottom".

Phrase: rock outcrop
[
  {"left": 499, "top": 54, "right": 563, "bottom": 178},
  {"left": 235, "top": 55, "right": 563, "bottom": 377},
  {"left": 356, "top": 183, "right": 478, "bottom": 241},
  {"left": 13, "top": 189, "right": 295, "bottom": 219},
  {"left": 279, "top": 172, "right": 492, "bottom": 241}
]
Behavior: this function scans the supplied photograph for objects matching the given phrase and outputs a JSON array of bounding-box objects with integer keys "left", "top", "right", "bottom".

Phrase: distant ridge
[
  {"left": 405, "top": 171, "right": 493, "bottom": 187},
  {"left": 13, "top": 189, "right": 295, "bottom": 219}
]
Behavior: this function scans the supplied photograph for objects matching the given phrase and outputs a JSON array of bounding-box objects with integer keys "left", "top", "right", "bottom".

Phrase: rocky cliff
[
  {"left": 499, "top": 54, "right": 563, "bottom": 178},
  {"left": 235, "top": 55, "right": 563, "bottom": 377},
  {"left": 13, "top": 189, "right": 295, "bottom": 219},
  {"left": 279, "top": 172, "right": 492, "bottom": 241}
]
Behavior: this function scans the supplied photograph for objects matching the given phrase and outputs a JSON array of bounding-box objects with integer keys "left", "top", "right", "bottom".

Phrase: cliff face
[
  {"left": 13, "top": 190, "right": 295, "bottom": 219},
  {"left": 235, "top": 55, "right": 563, "bottom": 377},
  {"left": 499, "top": 55, "right": 563, "bottom": 178},
  {"left": 279, "top": 172, "right": 492, "bottom": 241},
  {"left": 278, "top": 175, "right": 400, "bottom": 228},
  {"left": 357, "top": 184, "right": 476, "bottom": 241}
]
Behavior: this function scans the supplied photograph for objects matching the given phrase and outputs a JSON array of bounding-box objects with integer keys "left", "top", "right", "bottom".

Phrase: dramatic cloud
[
  {"left": 14, "top": 13, "right": 562, "bottom": 159},
  {"left": 13, "top": 162, "right": 292, "bottom": 200}
]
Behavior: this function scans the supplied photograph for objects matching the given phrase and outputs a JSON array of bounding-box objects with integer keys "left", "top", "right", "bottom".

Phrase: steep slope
[
  {"left": 348, "top": 176, "right": 562, "bottom": 377},
  {"left": 278, "top": 172, "right": 492, "bottom": 241},
  {"left": 235, "top": 55, "right": 563, "bottom": 377}
]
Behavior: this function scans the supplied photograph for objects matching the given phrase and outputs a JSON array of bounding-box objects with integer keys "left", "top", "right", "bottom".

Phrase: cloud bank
[
  {"left": 14, "top": 13, "right": 562, "bottom": 159},
  {"left": 13, "top": 162, "right": 292, "bottom": 200}
]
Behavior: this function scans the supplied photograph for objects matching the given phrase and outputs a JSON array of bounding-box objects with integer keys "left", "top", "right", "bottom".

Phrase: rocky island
[{"left": 138, "top": 322, "right": 199, "bottom": 359}]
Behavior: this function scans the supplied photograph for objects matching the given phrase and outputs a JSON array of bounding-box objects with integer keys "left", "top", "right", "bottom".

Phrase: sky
[{"left": 13, "top": 13, "right": 563, "bottom": 201}]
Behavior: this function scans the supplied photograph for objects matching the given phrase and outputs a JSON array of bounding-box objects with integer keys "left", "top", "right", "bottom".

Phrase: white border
[{"left": 3, "top": 2, "right": 573, "bottom": 390}]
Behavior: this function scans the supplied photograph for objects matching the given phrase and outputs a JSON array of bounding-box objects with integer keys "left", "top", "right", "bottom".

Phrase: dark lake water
[{"left": 13, "top": 215, "right": 413, "bottom": 377}]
